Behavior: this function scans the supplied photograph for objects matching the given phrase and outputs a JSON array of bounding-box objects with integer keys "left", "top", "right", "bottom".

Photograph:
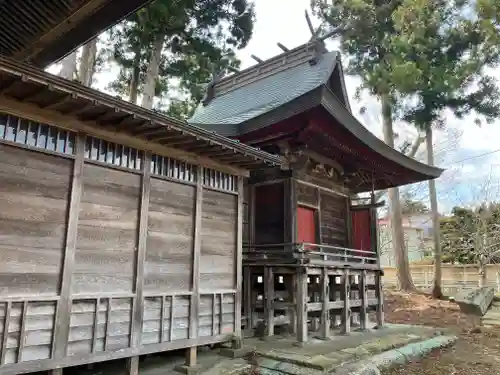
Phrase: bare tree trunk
[
  {"left": 141, "top": 32, "right": 165, "bottom": 110},
  {"left": 426, "top": 127, "right": 442, "bottom": 298},
  {"left": 479, "top": 262, "right": 487, "bottom": 287},
  {"left": 381, "top": 95, "right": 415, "bottom": 291},
  {"left": 129, "top": 50, "right": 141, "bottom": 105},
  {"left": 59, "top": 51, "right": 77, "bottom": 80},
  {"left": 374, "top": 135, "right": 425, "bottom": 202},
  {"left": 78, "top": 38, "right": 98, "bottom": 87}
]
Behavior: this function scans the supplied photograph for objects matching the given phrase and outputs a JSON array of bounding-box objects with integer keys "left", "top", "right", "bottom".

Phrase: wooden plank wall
[
  {"left": 0, "top": 144, "right": 71, "bottom": 364},
  {"left": 319, "top": 191, "right": 348, "bottom": 247},
  {"left": 0, "top": 112, "right": 243, "bottom": 373},
  {"left": 296, "top": 180, "right": 348, "bottom": 247}
]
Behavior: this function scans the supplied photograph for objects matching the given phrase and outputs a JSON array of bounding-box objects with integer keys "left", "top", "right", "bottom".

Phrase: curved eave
[{"left": 320, "top": 86, "right": 444, "bottom": 180}]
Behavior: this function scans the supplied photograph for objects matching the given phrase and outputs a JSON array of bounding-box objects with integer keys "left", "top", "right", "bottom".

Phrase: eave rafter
[{"left": 0, "top": 56, "right": 282, "bottom": 172}]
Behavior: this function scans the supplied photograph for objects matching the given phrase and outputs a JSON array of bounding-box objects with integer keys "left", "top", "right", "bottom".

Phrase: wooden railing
[{"left": 243, "top": 242, "right": 379, "bottom": 269}]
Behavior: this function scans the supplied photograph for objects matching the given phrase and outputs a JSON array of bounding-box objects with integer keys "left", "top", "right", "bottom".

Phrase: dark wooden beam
[
  {"left": 94, "top": 108, "right": 122, "bottom": 123},
  {"left": 234, "top": 177, "right": 243, "bottom": 344},
  {"left": 65, "top": 100, "right": 98, "bottom": 116},
  {"left": 23, "top": 86, "right": 50, "bottom": 102},
  {"left": 53, "top": 133, "right": 85, "bottom": 359},
  {"left": 128, "top": 151, "right": 151, "bottom": 374},
  {"left": 42, "top": 92, "right": 78, "bottom": 109}
]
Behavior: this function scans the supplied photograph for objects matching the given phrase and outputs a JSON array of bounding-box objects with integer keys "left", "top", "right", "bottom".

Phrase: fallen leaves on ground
[{"left": 383, "top": 291, "right": 500, "bottom": 375}]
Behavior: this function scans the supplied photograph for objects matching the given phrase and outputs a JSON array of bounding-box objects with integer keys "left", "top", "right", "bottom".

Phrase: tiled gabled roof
[{"left": 189, "top": 42, "right": 345, "bottom": 127}]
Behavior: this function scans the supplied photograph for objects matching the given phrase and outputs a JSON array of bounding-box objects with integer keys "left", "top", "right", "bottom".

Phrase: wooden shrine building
[
  {"left": 0, "top": 56, "right": 281, "bottom": 375},
  {"left": 189, "top": 39, "right": 444, "bottom": 342}
]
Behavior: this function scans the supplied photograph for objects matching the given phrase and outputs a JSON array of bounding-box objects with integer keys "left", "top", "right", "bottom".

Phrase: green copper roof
[{"left": 189, "top": 50, "right": 341, "bottom": 126}]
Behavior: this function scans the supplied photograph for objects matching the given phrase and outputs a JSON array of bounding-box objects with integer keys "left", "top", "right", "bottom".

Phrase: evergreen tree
[
  {"left": 311, "top": 0, "right": 416, "bottom": 291},
  {"left": 106, "top": 0, "right": 254, "bottom": 111},
  {"left": 388, "top": 0, "right": 500, "bottom": 297}
]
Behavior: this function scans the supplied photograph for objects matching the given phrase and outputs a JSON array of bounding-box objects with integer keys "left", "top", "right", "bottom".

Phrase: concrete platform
[
  {"left": 74, "top": 324, "right": 455, "bottom": 375},
  {"left": 482, "top": 298, "right": 500, "bottom": 327}
]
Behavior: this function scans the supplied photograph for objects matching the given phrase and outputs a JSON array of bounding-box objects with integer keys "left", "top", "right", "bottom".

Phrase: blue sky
[{"left": 48, "top": 0, "right": 500, "bottom": 213}]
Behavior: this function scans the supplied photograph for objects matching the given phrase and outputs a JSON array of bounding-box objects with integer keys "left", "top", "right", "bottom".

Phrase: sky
[
  {"left": 49, "top": 0, "right": 500, "bottom": 213},
  {"left": 235, "top": 0, "right": 500, "bottom": 213}
]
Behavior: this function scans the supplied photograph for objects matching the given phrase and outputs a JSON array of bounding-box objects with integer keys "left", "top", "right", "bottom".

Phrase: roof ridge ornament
[
  {"left": 304, "top": 10, "right": 337, "bottom": 65},
  {"left": 201, "top": 65, "right": 226, "bottom": 106}
]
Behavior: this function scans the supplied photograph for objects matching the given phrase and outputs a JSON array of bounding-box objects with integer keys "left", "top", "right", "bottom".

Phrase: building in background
[{"left": 378, "top": 213, "right": 435, "bottom": 266}]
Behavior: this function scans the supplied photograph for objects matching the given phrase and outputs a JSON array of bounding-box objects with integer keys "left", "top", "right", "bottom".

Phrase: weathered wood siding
[
  {"left": 319, "top": 191, "right": 347, "bottom": 247},
  {"left": 75, "top": 165, "right": 141, "bottom": 294},
  {"left": 0, "top": 112, "right": 243, "bottom": 374},
  {"left": 297, "top": 183, "right": 318, "bottom": 208},
  {"left": 0, "top": 142, "right": 71, "bottom": 364},
  {"left": 295, "top": 180, "right": 348, "bottom": 247},
  {"left": 146, "top": 179, "right": 194, "bottom": 292}
]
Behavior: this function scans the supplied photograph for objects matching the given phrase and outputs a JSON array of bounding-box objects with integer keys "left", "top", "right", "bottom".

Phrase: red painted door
[
  {"left": 297, "top": 206, "right": 316, "bottom": 247},
  {"left": 351, "top": 209, "right": 372, "bottom": 251}
]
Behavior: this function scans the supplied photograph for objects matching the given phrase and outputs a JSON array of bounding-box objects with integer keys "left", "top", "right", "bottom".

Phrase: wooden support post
[
  {"left": 342, "top": 269, "right": 351, "bottom": 335},
  {"left": 360, "top": 270, "right": 368, "bottom": 330},
  {"left": 330, "top": 276, "right": 338, "bottom": 328},
  {"left": 320, "top": 267, "right": 330, "bottom": 339},
  {"left": 186, "top": 166, "right": 203, "bottom": 365},
  {"left": 53, "top": 133, "right": 84, "bottom": 360},
  {"left": 243, "top": 267, "right": 253, "bottom": 331},
  {"left": 350, "top": 275, "right": 359, "bottom": 327},
  {"left": 186, "top": 347, "right": 197, "bottom": 367},
  {"left": 126, "top": 356, "right": 139, "bottom": 375},
  {"left": 128, "top": 151, "right": 151, "bottom": 374},
  {"left": 234, "top": 176, "right": 244, "bottom": 348},
  {"left": 286, "top": 273, "right": 297, "bottom": 334},
  {"left": 264, "top": 266, "right": 274, "bottom": 337},
  {"left": 175, "top": 347, "right": 198, "bottom": 374},
  {"left": 296, "top": 268, "right": 308, "bottom": 344},
  {"left": 375, "top": 271, "right": 384, "bottom": 328}
]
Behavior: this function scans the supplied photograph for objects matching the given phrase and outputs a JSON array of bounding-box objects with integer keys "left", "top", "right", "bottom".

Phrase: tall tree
[
  {"left": 388, "top": 0, "right": 500, "bottom": 297},
  {"left": 58, "top": 38, "right": 100, "bottom": 87},
  {"left": 312, "top": 0, "right": 416, "bottom": 291},
  {"left": 107, "top": 0, "right": 253, "bottom": 112},
  {"left": 59, "top": 51, "right": 77, "bottom": 80},
  {"left": 78, "top": 37, "right": 98, "bottom": 87}
]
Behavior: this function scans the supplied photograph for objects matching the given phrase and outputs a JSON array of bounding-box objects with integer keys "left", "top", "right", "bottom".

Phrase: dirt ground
[{"left": 383, "top": 291, "right": 500, "bottom": 375}]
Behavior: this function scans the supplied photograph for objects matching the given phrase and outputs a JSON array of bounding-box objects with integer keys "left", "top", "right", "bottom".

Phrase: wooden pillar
[
  {"left": 126, "top": 356, "right": 139, "bottom": 375},
  {"left": 342, "top": 269, "right": 351, "bottom": 335},
  {"left": 234, "top": 176, "right": 244, "bottom": 348},
  {"left": 264, "top": 267, "right": 274, "bottom": 337},
  {"left": 186, "top": 347, "right": 197, "bottom": 367},
  {"left": 128, "top": 151, "right": 151, "bottom": 373},
  {"left": 330, "top": 275, "right": 338, "bottom": 327},
  {"left": 245, "top": 184, "right": 256, "bottom": 332},
  {"left": 320, "top": 267, "right": 330, "bottom": 339},
  {"left": 359, "top": 270, "right": 368, "bottom": 330},
  {"left": 53, "top": 133, "right": 85, "bottom": 360},
  {"left": 375, "top": 271, "right": 384, "bottom": 328},
  {"left": 243, "top": 267, "right": 253, "bottom": 331},
  {"left": 296, "top": 268, "right": 308, "bottom": 343},
  {"left": 187, "top": 166, "right": 203, "bottom": 365},
  {"left": 350, "top": 275, "right": 360, "bottom": 327},
  {"left": 287, "top": 273, "right": 297, "bottom": 334},
  {"left": 289, "top": 178, "right": 297, "bottom": 243}
]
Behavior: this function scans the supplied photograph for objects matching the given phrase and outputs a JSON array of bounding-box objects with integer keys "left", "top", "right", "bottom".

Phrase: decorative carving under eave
[{"left": 309, "top": 161, "right": 342, "bottom": 183}]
